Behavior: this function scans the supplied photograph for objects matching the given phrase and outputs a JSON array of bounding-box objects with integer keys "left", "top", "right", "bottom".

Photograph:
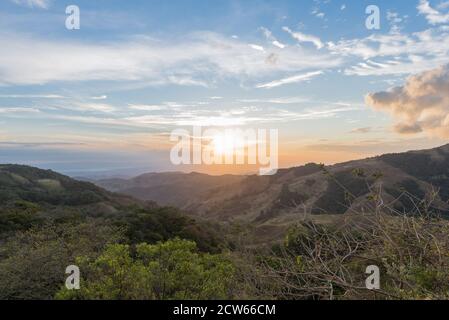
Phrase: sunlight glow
[{"left": 211, "top": 133, "right": 245, "bottom": 157}]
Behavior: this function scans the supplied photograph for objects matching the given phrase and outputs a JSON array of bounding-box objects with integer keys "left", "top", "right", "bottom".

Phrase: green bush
[{"left": 56, "top": 238, "right": 236, "bottom": 300}]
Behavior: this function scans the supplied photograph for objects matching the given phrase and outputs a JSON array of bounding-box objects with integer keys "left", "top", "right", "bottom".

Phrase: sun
[{"left": 211, "top": 132, "right": 245, "bottom": 157}]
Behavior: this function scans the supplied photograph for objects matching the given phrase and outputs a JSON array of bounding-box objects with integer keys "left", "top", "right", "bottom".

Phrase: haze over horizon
[{"left": 1, "top": 0, "right": 449, "bottom": 176}]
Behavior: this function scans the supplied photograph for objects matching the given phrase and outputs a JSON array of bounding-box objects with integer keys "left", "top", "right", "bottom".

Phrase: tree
[
  {"left": 0, "top": 221, "right": 124, "bottom": 300},
  {"left": 56, "top": 238, "right": 235, "bottom": 300}
]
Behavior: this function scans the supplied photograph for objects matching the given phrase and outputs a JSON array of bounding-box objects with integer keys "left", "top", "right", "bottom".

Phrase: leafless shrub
[{"left": 236, "top": 169, "right": 449, "bottom": 300}]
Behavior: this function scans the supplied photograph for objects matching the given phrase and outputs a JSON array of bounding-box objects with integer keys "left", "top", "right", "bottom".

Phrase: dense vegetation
[
  {"left": 0, "top": 165, "right": 227, "bottom": 299},
  {"left": 2, "top": 163, "right": 449, "bottom": 300},
  {"left": 56, "top": 239, "right": 235, "bottom": 300}
]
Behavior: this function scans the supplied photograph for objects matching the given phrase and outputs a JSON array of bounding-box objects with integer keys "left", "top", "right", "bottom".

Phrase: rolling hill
[
  {"left": 0, "top": 164, "right": 223, "bottom": 252},
  {"left": 96, "top": 144, "right": 449, "bottom": 228},
  {"left": 0, "top": 164, "right": 226, "bottom": 299}
]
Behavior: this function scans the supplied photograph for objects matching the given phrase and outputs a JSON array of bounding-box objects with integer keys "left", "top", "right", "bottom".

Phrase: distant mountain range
[
  {"left": 2, "top": 144, "right": 449, "bottom": 246},
  {"left": 96, "top": 144, "right": 449, "bottom": 226},
  {"left": 3, "top": 143, "right": 449, "bottom": 232}
]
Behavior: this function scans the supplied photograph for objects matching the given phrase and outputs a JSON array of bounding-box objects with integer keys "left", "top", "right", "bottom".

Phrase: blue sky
[{"left": 1, "top": 0, "right": 449, "bottom": 176}]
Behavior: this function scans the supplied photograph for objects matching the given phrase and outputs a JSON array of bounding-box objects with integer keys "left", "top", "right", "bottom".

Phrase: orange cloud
[{"left": 366, "top": 64, "right": 449, "bottom": 138}]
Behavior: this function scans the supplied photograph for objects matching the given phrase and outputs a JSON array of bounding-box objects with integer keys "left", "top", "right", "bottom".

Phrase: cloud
[
  {"left": 248, "top": 44, "right": 265, "bottom": 52},
  {"left": 11, "top": 0, "right": 50, "bottom": 9},
  {"left": 366, "top": 64, "right": 449, "bottom": 138},
  {"left": 283, "top": 27, "right": 324, "bottom": 49},
  {"left": 91, "top": 95, "right": 107, "bottom": 100},
  {"left": 128, "top": 104, "right": 166, "bottom": 111},
  {"left": 272, "top": 41, "right": 286, "bottom": 49},
  {"left": 438, "top": 1, "right": 449, "bottom": 10},
  {"left": 394, "top": 123, "right": 423, "bottom": 134},
  {"left": 31, "top": 100, "right": 357, "bottom": 131},
  {"left": 0, "top": 142, "right": 84, "bottom": 147},
  {"left": 334, "top": 29, "right": 449, "bottom": 76},
  {"left": 304, "top": 137, "right": 443, "bottom": 155},
  {"left": 311, "top": 7, "right": 325, "bottom": 19},
  {"left": 73, "top": 103, "right": 116, "bottom": 113},
  {"left": 418, "top": 0, "right": 449, "bottom": 25},
  {"left": 260, "top": 27, "right": 286, "bottom": 49},
  {"left": 256, "top": 71, "right": 323, "bottom": 89},
  {"left": 350, "top": 127, "right": 372, "bottom": 134},
  {"left": 0, "top": 32, "right": 340, "bottom": 86},
  {"left": 387, "top": 10, "right": 407, "bottom": 33},
  {"left": 0, "top": 107, "right": 40, "bottom": 113},
  {"left": 238, "top": 97, "right": 309, "bottom": 104},
  {"left": 0, "top": 94, "right": 64, "bottom": 99}
]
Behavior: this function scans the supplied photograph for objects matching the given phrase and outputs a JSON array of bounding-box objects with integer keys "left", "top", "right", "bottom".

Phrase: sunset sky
[{"left": 1, "top": 0, "right": 449, "bottom": 176}]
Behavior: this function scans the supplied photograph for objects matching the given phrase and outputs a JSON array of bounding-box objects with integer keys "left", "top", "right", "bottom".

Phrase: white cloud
[
  {"left": 73, "top": 103, "right": 116, "bottom": 113},
  {"left": 386, "top": 10, "right": 407, "bottom": 33},
  {"left": 248, "top": 44, "right": 265, "bottom": 52},
  {"left": 11, "top": 0, "right": 50, "bottom": 9},
  {"left": 26, "top": 99, "right": 357, "bottom": 130},
  {"left": 0, "top": 94, "right": 64, "bottom": 98},
  {"left": 260, "top": 26, "right": 286, "bottom": 49},
  {"left": 418, "top": 0, "right": 449, "bottom": 25},
  {"left": 311, "top": 7, "right": 325, "bottom": 19},
  {"left": 256, "top": 71, "right": 323, "bottom": 89},
  {"left": 91, "top": 95, "right": 107, "bottom": 100},
  {"left": 438, "top": 1, "right": 449, "bottom": 10},
  {"left": 272, "top": 41, "right": 286, "bottom": 49},
  {"left": 283, "top": 26, "right": 324, "bottom": 49},
  {"left": 238, "top": 97, "right": 309, "bottom": 104},
  {"left": 0, "top": 32, "right": 340, "bottom": 86},
  {"left": 332, "top": 29, "right": 449, "bottom": 76},
  {"left": 366, "top": 64, "right": 449, "bottom": 138},
  {"left": 128, "top": 104, "right": 166, "bottom": 111},
  {"left": 0, "top": 107, "right": 40, "bottom": 113}
]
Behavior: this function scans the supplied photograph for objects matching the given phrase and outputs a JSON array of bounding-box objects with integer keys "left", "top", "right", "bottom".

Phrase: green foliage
[
  {"left": 0, "top": 200, "right": 43, "bottom": 234},
  {"left": 0, "top": 221, "right": 125, "bottom": 299},
  {"left": 56, "top": 238, "right": 235, "bottom": 300},
  {"left": 0, "top": 165, "right": 113, "bottom": 206},
  {"left": 111, "top": 207, "right": 223, "bottom": 253},
  {"left": 4, "top": 162, "right": 449, "bottom": 301}
]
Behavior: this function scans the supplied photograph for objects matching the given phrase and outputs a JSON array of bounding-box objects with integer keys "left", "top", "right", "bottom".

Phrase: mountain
[
  {"left": 96, "top": 172, "right": 246, "bottom": 208},
  {"left": 96, "top": 144, "right": 449, "bottom": 228},
  {"left": 0, "top": 164, "right": 223, "bottom": 252},
  {"left": 0, "top": 164, "right": 226, "bottom": 300},
  {"left": 0, "top": 164, "right": 141, "bottom": 214}
]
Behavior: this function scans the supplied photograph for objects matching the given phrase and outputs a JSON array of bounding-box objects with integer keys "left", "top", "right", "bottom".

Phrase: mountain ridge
[{"left": 96, "top": 143, "right": 449, "bottom": 226}]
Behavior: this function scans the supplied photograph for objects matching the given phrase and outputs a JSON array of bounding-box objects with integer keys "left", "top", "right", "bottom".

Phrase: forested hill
[
  {"left": 0, "top": 164, "right": 139, "bottom": 209},
  {"left": 97, "top": 144, "right": 449, "bottom": 225},
  {"left": 0, "top": 164, "right": 225, "bottom": 300}
]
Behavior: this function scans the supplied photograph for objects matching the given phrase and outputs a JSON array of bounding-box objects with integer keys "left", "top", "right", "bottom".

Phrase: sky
[{"left": 1, "top": 0, "right": 449, "bottom": 176}]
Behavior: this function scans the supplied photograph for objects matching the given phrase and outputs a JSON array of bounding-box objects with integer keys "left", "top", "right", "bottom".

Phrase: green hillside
[{"left": 0, "top": 165, "right": 226, "bottom": 299}]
